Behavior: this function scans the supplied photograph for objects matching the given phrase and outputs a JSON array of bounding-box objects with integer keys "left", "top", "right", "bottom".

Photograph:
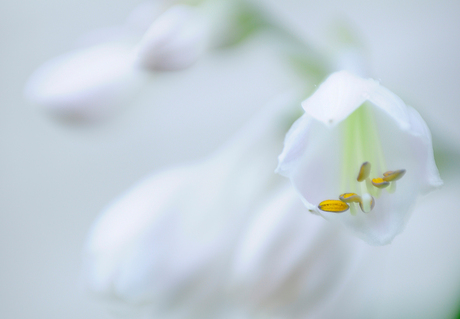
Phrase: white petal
[
  {"left": 25, "top": 43, "right": 145, "bottom": 120},
  {"left": 301, "top": 70, "right": 379, "bottom": 127},
  {"left": 275, "top": 113, "right": 313, "bottom": 177},
  {"left": 301, "top": 70, "right": 412, "bottom": 130},
  {"left": 404, "top": 105, "right": 443, "bottom": 191},
  {"left": 281, "top": 117, "right": 346, "bottom": 210},
  {"left": 135, "top": 5, "right": 207, "bottom": 71},
  {"left": 367, "top": 83, "right": 410, "bottom": 130}
]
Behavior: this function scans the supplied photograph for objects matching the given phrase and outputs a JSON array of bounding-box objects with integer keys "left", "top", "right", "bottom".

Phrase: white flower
[
  {"left": 276, "top": 70, "right": 442, "bottom": 245},
  {"left": 134, "top": 4, "right": 208, "bottom": 71},
  {"left": 82, "top": 92, "right": 301, "bottom": 317}
]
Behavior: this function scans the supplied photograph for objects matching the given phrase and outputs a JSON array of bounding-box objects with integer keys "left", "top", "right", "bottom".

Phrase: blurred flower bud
[
  {"left": 25, "top": 43, "right": 145, "bottom": 121},
  {"left": 23, "top": 2, "right": 164, "bottom": 122},
  {"left": 134, "top": 5, "right": 208, "bottom": 71},
  {"left": 231, "top": 186, "right": 365, "bottom": 318},
  {"left": 83, "top": 92, "right": 302, "bottom": 317}
]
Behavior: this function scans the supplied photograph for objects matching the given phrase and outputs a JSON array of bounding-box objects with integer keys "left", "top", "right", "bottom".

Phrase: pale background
[{"left": 1, "top": 0, "right": 460, "bottom": 318}]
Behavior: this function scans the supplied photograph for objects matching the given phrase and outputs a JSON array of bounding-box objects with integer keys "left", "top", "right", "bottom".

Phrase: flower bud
[
  {"left": 135, "top": 5, "right": 208, "bottom": 71},
  {"left": 83, "top": 91, "right": 302, "bottom": 316},
  {"left": 231, "top": 186, "right": 365, "bottom": 318},
  {"left": 25, "top": 43, "right": 144, "bottom": 121}
]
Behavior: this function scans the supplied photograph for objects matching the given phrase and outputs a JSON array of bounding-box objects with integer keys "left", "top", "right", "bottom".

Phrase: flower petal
[
  {"left": 301, "top": 70, "right": 413, "bottom": 130},
  {"left": 405, "top": 105, "right": 443, "bottom": 191},
  {"left": 301, "top": 70, "right": 378, "bottom": 127},
  {"left": 279, "top": 115, "right": 346, "bottom": 210},
  {"left": 275, "top": 113, "right": 313, "bottom": 177}
]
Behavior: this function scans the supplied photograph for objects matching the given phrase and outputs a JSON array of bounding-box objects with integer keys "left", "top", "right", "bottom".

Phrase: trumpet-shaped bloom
[{"left": 277, "top": 71, "right": 442, "bottom": 245}]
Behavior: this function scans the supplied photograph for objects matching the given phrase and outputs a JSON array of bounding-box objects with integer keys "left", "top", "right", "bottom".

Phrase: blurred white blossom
[
  {"left": 24, "top": 1, "right": 222, "bottom": 120},
  {"left": 83, "top": 92, "right": 302, "bottom": 317},
  {"left": 231, "top": 185, "right": 365, "bottom": 318},
  {"left": 135, "top": 4, "right": 208, "bottom": 71},
  {"left": 277, "top": 70, "right": 442, "bottom": 245},
  {"left": 24, "top": 43, "right": 145, "bottom": 120}
]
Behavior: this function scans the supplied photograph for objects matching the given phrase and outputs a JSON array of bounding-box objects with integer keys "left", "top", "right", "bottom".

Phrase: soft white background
[{"left": 1, "top": 0, "right": 460, "bottom": 318}]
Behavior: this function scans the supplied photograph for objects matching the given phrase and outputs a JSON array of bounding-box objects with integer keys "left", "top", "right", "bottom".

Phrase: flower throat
[{"left": 318, "top": 103, "right": 406, "bottom": 215}]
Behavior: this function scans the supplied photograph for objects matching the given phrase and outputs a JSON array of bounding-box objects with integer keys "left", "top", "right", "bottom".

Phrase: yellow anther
[
  {"left": 371, "top": 177, "right": 390, "bottom": 189},
  {"left": 339, "top": 193, "right": 362, "bottom": 203},
  {"left": 383, "top": 169, "right": 406, "bottom": 182},
  {"left": 359, "top": 193, "right": 375, "bottom": 213},
  {"left": 357, "top": 162, "right": 371, "bottom": 182},
  {"left": 318, "top": 200, "right": 349, "bottom": 213}
]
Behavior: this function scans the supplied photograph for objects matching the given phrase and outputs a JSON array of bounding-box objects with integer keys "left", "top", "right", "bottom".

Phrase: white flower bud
[
  {"left": 82, "top": 91, "right": 302, "bottom": 317},
  {"left": 231, "top": 186, "right": 365, "bottom": 318},
  {"left": 135, "top": 5, "right": 208, "bottom": 71},
  {"left": 25, "top": 43, "right": 145, "bottom": 121}
]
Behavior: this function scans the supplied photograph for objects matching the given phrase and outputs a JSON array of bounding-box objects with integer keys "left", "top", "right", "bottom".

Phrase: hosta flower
[{"left": 276, "top": 70, "right": 442, "bottom": 245}]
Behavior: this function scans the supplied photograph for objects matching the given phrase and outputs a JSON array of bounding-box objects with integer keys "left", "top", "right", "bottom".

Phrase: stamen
[
  {"left": 365, "top": 178, "right": 379, "bottom": 197},
  {"left": 318, "top": 200, "right": 349, "bottom": 213},
  {"left": 371, "top": 177, "right": 390, "bottom": 189},
  {"left": 387, "top": 181, "right": 397, "bottom": 194},
  {"left": 349, "top": 204, "right": 357, "bottom": 216},
  {"left": 359, "top": 193, "right": 375, "bottom": 213},
  {"left": 383, "top": 169, "right": 406, "bottom": 182},
  {"left": 357, "top": 162, "right": 371, "bottom": 182},
  {"left": 339, "top": 193, "right": 362, "bottom": 203}
]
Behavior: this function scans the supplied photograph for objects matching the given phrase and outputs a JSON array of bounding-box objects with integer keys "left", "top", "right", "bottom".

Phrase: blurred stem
[
  {"left": 262, "top": 16, "right": 330, "bottom": 84},
  {"left": 215, "top": 0, "right": 330, "bottom": 84}
]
